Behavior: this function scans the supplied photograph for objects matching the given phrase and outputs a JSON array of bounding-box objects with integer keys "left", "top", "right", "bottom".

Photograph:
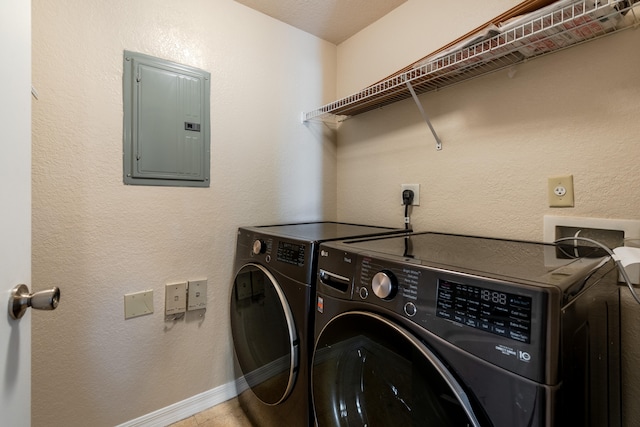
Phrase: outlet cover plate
[
  {"left": 401, "top": 184, "right": 420, "bottom": 206},
  {"left": 165, "top": 282, "right": 187, "bottom": 315},
  {"left": 187, "top": 279, "right": 207, "bottom": 311},
  {"left": 124, "top": 290, "right": 154, "bottom": 319},
  {"left": 548, "top": 175, "right": 574, "bottom": 207}
]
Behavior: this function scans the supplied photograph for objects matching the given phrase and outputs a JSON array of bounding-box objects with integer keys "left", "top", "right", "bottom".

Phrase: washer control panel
[
  {"left": 436, "top": 278, "right": 532, "bottom": 343},
  {"left": 349, "top": 254, "right": 548, "bottom": 382},
  {"left": 358, "top": 257, "right": 419, "bottom": 305}
]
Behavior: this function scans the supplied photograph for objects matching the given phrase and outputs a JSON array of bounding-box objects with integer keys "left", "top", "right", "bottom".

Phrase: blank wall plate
[
  {"left": 124, "top": 290, "right": 154, "bottom": 319},
  {"left": 187, "top": 279, "right": 207, "bottom": 311},
  {"left": 165, "top": 282, "right": 187, "bottom": 316}
]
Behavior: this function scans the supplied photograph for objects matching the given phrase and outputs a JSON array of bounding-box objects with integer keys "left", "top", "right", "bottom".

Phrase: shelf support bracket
[{"left": 406, "top": 81, "right": 442, "bottom": 151}]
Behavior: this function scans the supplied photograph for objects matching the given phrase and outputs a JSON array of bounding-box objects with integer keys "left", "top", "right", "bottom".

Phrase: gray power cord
[{"left": 555, "top": 236, "right": 640, "bottom": 305}]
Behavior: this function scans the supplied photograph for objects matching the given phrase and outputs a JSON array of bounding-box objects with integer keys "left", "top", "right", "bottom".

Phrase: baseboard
[{"left": 116, "top": 378, "right": 248, "bottom": 427}]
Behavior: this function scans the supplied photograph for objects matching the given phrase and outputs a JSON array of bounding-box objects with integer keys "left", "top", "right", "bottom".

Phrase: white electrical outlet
[
  {"left": 401, "top": 184, "right": 420, "bottom": 206},
  {"left": 187, "top": 279, "right": 207, "bottom": 311},
  {"left": 548, "top": 175, "right": 574, "bottom": 207},
  {"left": 165, "top": 282, "right": 187, "bottom": 316}
]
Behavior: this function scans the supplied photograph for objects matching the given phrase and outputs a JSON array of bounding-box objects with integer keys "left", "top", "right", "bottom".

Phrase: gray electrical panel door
[{"left": 123, "top": 51, "right": 210, "bottom": 187}]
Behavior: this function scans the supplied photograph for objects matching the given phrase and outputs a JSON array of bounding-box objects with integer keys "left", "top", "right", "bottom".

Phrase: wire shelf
[{"left": 303, "top": 0, "right": 638, "bottom": 123}]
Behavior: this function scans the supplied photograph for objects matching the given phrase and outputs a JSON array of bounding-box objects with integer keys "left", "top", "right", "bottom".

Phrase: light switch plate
[
  {"left": 124, "top": 290, "right": 154, "bottom": 319},
  {"left": 187, "top": 279, "right": 207, "bottom": 311},
  {"left": 165, "top": 282, "right": 187, "bottom": 316}
]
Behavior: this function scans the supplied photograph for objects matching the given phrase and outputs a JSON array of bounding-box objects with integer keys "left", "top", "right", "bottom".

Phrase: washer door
[
  {"left": 312, "top": 311, "right": 486, "bottom": 427},
  {"left": 230, "top": 263, "right": 298, "bottom": 405}
]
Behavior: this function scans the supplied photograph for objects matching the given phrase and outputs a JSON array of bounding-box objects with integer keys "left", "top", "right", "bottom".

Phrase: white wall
[
  {"left": 335, "top": 0, "right": 640, "bottom": 425},
  {"left": 31, "top": 0, "right": 336, "bottom": 425},
  {"left": 337, "top": 0, "right": 519, "bottom": 97}
]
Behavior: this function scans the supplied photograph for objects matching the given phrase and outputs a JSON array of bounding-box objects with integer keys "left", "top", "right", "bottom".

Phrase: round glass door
[
  {"left": 312, "top": 311, "right": 486, "bottom": 426},
  {"left": 230, "top": 263, "right": 298, "bottom": 405}
]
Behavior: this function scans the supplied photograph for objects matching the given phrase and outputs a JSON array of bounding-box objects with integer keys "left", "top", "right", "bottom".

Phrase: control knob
[
  {"left": 252, "top": 239, "right": 267, "bottom": 255},
  {"left": 372, "top": 270, "right": 397, "bottom": 300}
]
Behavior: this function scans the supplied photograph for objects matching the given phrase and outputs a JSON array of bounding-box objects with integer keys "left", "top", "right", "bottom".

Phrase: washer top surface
[
  {"left": 242, "top": 221, "right": 405, "bottom": 243},
  {"left": 335, "top": 232, "right": 609, "bottom": 289}
]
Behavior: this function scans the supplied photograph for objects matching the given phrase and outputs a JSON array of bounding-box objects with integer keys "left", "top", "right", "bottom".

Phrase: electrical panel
[{"left": 123, "top": 51, "right": 211, "bottom": 187}]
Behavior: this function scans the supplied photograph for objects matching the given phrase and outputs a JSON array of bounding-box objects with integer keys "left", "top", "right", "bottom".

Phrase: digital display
[
  {"left": 277, "top": 242, "right": 305, "bottom": 266},
  {"left": 436, "top": 279, "right": 532, "bottom": 343}
]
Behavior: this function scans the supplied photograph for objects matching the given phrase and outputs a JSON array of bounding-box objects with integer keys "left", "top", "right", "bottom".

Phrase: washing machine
[
  {"left": 229, "top": 222, "right": 408, "bottom": 427},
  {"left": 312, "top": 232, "right": 621, "bottom": 427}
]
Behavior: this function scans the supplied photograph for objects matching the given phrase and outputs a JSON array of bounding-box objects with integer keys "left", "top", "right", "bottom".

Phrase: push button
[{"left": 404, "top": 302, "right": 417, "bottom": 317}]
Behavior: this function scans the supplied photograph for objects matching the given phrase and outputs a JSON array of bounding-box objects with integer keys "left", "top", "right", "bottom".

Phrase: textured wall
[
  {"left": 335, "top": 1, "right": 640, "bottom": 425},
  {"left": 31, "top": 0, "right": 336, "bottom": 425},
  {"left": 336, "top": 0, "right": 519, "bottom": 97}
]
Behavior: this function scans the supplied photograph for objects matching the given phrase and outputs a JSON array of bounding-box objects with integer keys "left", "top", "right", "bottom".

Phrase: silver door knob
[{"left": 9, "top": 284, "right": 60, "bottom": 320}]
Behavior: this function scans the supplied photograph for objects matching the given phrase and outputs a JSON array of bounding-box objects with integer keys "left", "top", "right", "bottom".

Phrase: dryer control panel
[{"left": 236, "top": 228, "right": 315, "bottom": 284}]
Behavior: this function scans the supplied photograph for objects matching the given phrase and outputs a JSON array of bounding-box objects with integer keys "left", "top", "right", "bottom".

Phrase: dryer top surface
[
  {"left": 331, "top": 232, "right": 610, "bottom": 290},
  {"left": 240, "top": 221, "right": 405, "bottom": 243}
]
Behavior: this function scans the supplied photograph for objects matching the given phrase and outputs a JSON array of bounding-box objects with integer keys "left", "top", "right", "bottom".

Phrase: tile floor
[{"left": 168, "top": 398, "right": 254, "bottom": 427}]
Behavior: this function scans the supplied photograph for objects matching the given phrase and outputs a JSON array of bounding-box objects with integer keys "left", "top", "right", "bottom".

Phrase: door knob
[{"left": 9, "top": 284, "right": 60, "bottom": 320}]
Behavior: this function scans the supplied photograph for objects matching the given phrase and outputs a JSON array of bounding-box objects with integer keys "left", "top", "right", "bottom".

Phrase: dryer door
[
  {"left": 312, "top": 311, "right": 487, "bottom": 427},
  {"left": 230, "top": 263, "right": 298, "bottom": 405}
]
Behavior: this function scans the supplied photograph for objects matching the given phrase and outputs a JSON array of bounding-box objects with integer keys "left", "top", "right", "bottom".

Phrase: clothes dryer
[
  {"left": 229, "top": 222, "right": 407, "bottom": 427},
  {"left": 312, "top": 232, "right": 621, "bottom": 427}
]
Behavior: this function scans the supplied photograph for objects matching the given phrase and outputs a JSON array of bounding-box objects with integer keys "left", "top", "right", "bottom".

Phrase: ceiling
[{"left": 234, "top": 0, "right": 407, "bottom": 45}]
